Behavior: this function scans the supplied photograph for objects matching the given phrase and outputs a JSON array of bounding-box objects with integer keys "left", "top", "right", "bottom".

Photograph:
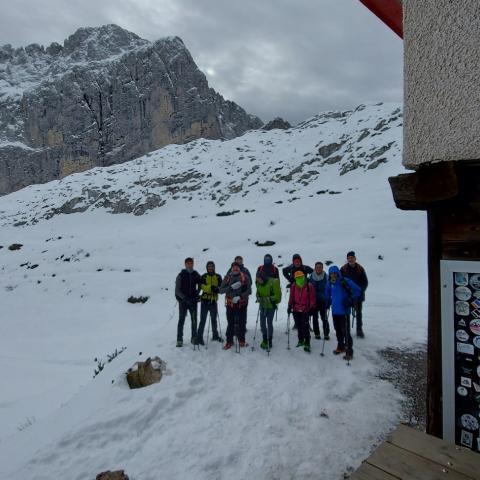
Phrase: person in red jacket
[{"left": 288, "top": 270, "right": 316, "bottom": 352}]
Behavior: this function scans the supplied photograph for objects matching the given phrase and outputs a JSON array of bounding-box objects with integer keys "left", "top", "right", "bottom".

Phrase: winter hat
[
  {"left": 185, "top": 257, "right": 194, "bottom": 264},
  {"left": 264, "top": 254, "right": 273, "bottom": 265},
  {"left": 328, "top": 265, "right": 341, "bottom": 277},
  {"left": 206, "top": 261, "right": 215, "bottom": 270},
  {"left": 231, "top": 261, "right": 241, "bottom": 269},
  {"left": 292, "top": 253, "right": 302, "bottom": 261},
  {"left": 347, "top": 251, "right": 355, "bottom": 258}
]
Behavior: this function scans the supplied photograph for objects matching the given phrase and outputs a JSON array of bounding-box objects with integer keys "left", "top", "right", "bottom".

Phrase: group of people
[{"left": 174, "top": 251, "right": 368, "bottom": 361}]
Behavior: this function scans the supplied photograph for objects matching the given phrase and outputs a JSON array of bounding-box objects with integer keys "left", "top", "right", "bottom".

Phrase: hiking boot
[
  {"left": 176, "top": 340, "right": 183, "bottom": 347},
  {"left": 315, "top": 334, "right": 321, "bottom": 340},
  {"left": 268, "top": 338, "right": 273, "bottom": 348},
  {"left": 239, "top": 341, "right": 249, "bottom": 348},
  {"left": 333, "top": 346, "right": 346, "bottom": 355},
  {"left": 357, "top": 330, "right": 365, "bottom": 338},
  {"left": 191, "top": 336, "right": 198, "bottom": 345},
  {"left": 304, "top": 345, "right": 311, "bottom": 353},
  {"left": 296, "top": 340, "right": 304, "bottom": 348},
  {"left": 324, "top": 334, "right": 330, "bottom": 341},
  {"left": 212, "top": 335, "right": 223, "bottom": 342},
  {"left": 343, "top": 353, "right": 353, "bottom": 361},
  {"left": 260, "top": 340, "right": 268, "bottom": 350},
  {"left": 198, "top": 338, "right": 205, "bottom": 346},
  {"left": 223, "top": 343, "right": 233, "bottom": 350}
]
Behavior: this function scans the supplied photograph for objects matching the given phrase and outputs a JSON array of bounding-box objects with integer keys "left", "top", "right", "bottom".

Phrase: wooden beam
[{"left": 388, "top": 162, "right": 458, "bottom": 210}]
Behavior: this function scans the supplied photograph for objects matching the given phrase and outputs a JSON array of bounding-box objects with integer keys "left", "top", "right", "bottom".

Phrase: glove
[
  {"left": 211, "top": 285, "right": 219, "bottom": 294},
  {"left": 287, "top": 306, "right": 292, "bottom": 315},
  {"left": 232, "top": 296, "right": 241, "bottom": 304},
  {"left": 231, "top": 281, "right": 242, "bottom": 290},
  {"left": 286, "top": 283, "right": 292, "bottom": 289}
]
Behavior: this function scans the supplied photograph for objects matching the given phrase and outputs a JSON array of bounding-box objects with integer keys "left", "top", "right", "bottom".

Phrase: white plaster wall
[{"left": 403, "top": 0, "right": 480, "bottom": 169}]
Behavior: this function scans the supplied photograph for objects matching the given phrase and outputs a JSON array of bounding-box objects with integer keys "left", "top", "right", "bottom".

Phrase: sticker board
[{"left": 441, "top": 260, "right": 480, "bottom": 453}]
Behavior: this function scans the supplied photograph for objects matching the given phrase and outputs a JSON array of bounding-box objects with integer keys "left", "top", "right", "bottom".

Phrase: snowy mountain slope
[{"left": 0, "top": 103, "right": 427, "bottom": 480}]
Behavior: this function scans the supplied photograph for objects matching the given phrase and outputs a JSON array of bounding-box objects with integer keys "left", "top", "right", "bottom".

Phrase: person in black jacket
[
  {"left": 175, "top": 257, "right": 202, "bottom": 347},
  {"left": 198, "top": 261, "right": 223, "bottom": 345},
  {"left": 282, "top": 254, "right": 313, "bottom": 286},
  {"left": 340, "top": 251, "right": 368, "bottom": 338}
]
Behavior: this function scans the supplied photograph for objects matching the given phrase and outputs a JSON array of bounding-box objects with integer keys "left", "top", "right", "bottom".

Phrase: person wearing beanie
[
  {"left": 308, "top": 261, "right": 330, "bottom": 340},
  {"left": 197, "top": 261, "right": 223, "bottom": 345},
  {"left": 325, "top": 265, "right": 361, "bottom": 361},
  {"left": 340, "top": 251, "right": 368, "bottom": 338},
  {"left": 175, "top": 257, "right": 202, "bottom": 347},
  {"left": 282, "top": 253, "right": 313, "bottom": 286},
  {"left": 287, "top": 270, "right": 316, "bottom": 353},
  {"left": 219, "top": 261, "right": 252, "bottom": 350},
  {"left": 255, "top": 255, "right": 282, "bottom": 350}
]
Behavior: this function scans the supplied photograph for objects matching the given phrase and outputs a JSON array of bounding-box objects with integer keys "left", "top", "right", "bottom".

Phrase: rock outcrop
[
  {"left": 262, "top": 117, "right": 291, "bottom": 130},
  {"left": 0, "top": 25, "right": 262, "bottom": 195}
]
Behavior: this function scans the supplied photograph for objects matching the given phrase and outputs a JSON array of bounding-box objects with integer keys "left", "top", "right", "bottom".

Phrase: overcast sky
[{"left": 0, "top": 0, "right": 403, "bottom": 124}]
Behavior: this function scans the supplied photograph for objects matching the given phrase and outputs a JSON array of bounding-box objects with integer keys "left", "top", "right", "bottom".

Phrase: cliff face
[{"left": 0, "top": 25, "right": 262, "bottom": 194}]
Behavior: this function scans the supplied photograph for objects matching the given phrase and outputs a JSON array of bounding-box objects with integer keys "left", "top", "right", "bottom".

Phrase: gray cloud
[{"left": 0, "top": 0, "right": 403, "bottom": 124}]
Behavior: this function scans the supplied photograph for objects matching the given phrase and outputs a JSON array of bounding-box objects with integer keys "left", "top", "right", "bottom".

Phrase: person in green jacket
[{"left": 255, "top": 254, "right": 282, "bottom": 349}]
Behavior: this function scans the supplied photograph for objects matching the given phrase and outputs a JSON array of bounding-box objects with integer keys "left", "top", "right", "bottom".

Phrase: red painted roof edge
[{"left": 359, "top": 0, "right": 403, "bottom": 39}]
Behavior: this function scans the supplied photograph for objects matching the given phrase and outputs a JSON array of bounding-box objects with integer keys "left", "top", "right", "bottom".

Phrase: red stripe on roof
[{"left": 359, "top": 0, "right": 403, "bottom": 39}]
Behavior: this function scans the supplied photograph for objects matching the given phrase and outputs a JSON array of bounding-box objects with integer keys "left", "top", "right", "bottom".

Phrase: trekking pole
[
  {"left": 345, "top": 313, "right": 351, "bottom": 366},
  {"left": 206, "top": 312, "right": 211, "bottom": 350},
  {"left": 320, "top": 308, "right": 329, "bottom": 357},
  {"left": 352, "top": 304, "right": 357, "bottom": 330},
  {"left": 217, "top": 310, "right": 223, "bottom": 340},
  {"left": 234, "top": 310, "right": 240, "bottom": 354},
  {"left": 287, "top": 312, "right": 291, "bottom": 350},
  {"left": 251, "top": 305, "right": 260, "bottom": 351}
]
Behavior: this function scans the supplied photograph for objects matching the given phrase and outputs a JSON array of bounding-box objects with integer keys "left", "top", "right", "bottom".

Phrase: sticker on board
[
  {"left": 458, "top": 386, "right": 468, "bottom": 396},
  {"left": 469, "top": 319, "right": 480, "bottom": 336},
  {"left": 456, "top": 330, "right": 470, "bottom": 342},
  {"left": 461, "top": 414, "right": 479, "bottom": 431},
  {"left": 471, "top": 299, "right": 480, "bottom": 309},
  {"left": 457, "top": 342, "right": 475, "bottom": 355},
  {"left": 474, "top": 290, "right": 480, "bottom": 299},
  {"left": 473, "top": 336, "right": 480, "bottom": 349},
  {"left": 461, "top": 430, "right": 474, "bottom": 448},
  {"left": 456, "top": 286, "right": 472, "bottom": 301},
  {"left": 470, "top": 274, "right": 480, "bottom": 290},
  {"left": 456, "top": 301, "right": 470, "bottom": 316},
  {"left": 458, "top": 319, "right": 467, "bottom": 327},
  {"left": 473, "top": 382, "right": 480, "bottom": 393},
  {"left": 455, "top": 272, "right": 469, "bottom": 286},
  {"left": 461, "top": 377, "right": 472, "bottom": 388},
  {"left": 472, "top": 309, "right": 480, "bottom": 319}
]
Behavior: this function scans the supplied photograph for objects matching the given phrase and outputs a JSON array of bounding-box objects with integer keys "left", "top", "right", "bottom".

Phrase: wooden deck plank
[
  {"left": 350, "top": 462, "right": 400, "bottom": 480},
  {"left": 367, "top": 441, "right": 472, "bottom": 480},
  {"left": 388, "top": 424, "right": 480, "bottom": 480}
]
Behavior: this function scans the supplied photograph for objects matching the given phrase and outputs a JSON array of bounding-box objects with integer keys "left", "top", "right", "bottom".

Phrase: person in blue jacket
[{"left": 325, "top": 265, "right": 361, "bottom": 361}]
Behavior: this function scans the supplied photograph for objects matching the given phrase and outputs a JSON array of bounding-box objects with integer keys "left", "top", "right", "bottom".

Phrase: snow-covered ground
[{"left": 0, "top": 103, "right": 427, "bottom": 479}]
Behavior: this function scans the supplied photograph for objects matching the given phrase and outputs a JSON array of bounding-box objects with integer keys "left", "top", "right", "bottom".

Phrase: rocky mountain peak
[
  {"left": 0, "top": 25, "right": 262, "bottom": 195},
  {"left": 62, "top": 24, "right": 149, "bottom": 61}
]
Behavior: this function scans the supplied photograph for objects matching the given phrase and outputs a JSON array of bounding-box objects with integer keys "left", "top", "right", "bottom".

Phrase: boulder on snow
[
  {"left": 126, "top": 356, "right": 166, "bottom": 389},
  {"left": 262, "top": 117, "right": 291, "bottom": 130},
  {"left": 96, "top": 471, "right": 129, "bottom": 480},
  {"left": 8, "top": 243, "right": 23, "bottom": 251},
  {"left": 127, "top": 295, "right": 149, "bottom": 304},
  {"left": 255, "top": 240, "right": 276, "bottom": 247}
]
